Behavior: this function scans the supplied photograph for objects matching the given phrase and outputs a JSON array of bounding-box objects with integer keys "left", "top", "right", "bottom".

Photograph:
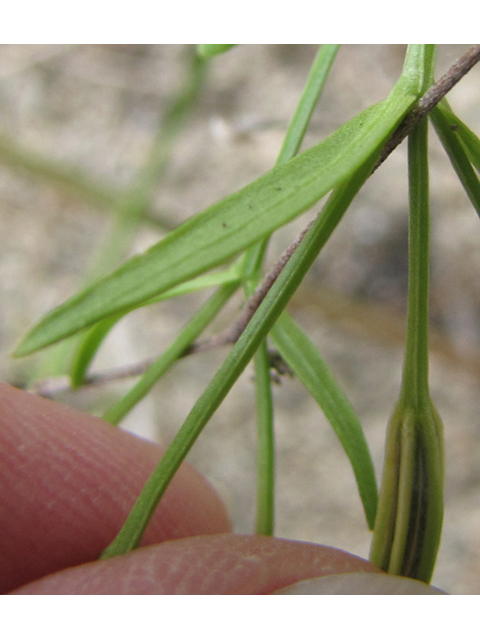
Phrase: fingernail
[{"left": 273, "top": 573, "right": 447, "bottom": 594}]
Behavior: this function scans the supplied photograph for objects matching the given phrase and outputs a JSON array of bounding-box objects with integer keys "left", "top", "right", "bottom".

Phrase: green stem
[
  {"left": 400, "top": 45, "right": 436, "bottom": 407},
  {"left": 243, "top": 262, "right": 275, "bottom": 536},
  {"left": 245, "top": 44, "right": 340, "bottom": 535},
  {"left": 253, "top": 341, "right": 275, "bottom": 535},
  {"left": 276, "top": 45, "right": 340, "bottom": 163},
  {"left": 400, "top": 117, "right": 431, "bottom": 406}
]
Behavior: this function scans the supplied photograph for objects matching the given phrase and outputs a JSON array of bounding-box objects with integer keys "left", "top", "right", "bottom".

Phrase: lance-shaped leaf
[
  {"left": 271, "top": 312, "right": 378, "bottom": 530},
  {"left": 14, "top": 51, "right": 427, "bottom": 359}
]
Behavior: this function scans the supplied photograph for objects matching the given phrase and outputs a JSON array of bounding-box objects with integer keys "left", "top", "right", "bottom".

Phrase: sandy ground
[{"left": 2, "top": 44, "right": 480, "bottom": 594}]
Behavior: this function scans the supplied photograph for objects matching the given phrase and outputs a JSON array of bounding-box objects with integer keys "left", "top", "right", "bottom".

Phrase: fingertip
[
  {"left": 0, "top": 383, "right": 230, "bottom": 592},
  {"left": 11, "top": 534, "right": 381, "bottom": 595}
]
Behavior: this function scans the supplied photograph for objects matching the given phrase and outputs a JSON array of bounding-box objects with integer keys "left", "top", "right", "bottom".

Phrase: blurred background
[{"left": 1, "top": 44, "right": 480, "bottom": 593}]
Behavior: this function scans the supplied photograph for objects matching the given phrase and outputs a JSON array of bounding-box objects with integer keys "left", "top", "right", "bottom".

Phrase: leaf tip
[
  {"left": 196, "top": 44, "right": 237, "bottom": 58},
  {"left": 11, "top": 332, "right": 39, "bottom": 358}
]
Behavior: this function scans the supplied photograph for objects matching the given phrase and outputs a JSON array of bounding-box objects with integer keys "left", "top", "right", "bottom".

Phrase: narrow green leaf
[
  {"left": 271, "top": 312, "right": 378, "bottom": 530},
  {"left": 15, "top": 90, "right": 418, "bottom": 359},
  {"left": 457, "top": 127, "right": 480, "bottom": 173},
  {"left": 246, "top": 45, "right": 340, "bottom": 537},
  {"left": 197, "top": 44, "right": 237, "bottom": 57},
  {"left": 431, "top": 103, "right": 480, "bottom": 218}
]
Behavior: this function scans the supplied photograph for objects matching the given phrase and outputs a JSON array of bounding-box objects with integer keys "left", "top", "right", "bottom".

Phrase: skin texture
[
  {"left": 0, "top": 382, "right": 230, "bottom": 593},
  {"left": 12, "top": 534, "right": 380, "bottom": 595},
  {"left": 0, "top": 382, "right": 441, "bottom": 594}
]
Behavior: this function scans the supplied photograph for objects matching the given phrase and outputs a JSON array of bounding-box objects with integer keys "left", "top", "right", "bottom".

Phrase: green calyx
[{"left": 370, "top": 397, "right": 444, "bottom": 583}]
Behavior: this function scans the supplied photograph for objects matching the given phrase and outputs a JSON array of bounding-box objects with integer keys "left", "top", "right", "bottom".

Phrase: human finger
[
  {"left": 0, "top": 382, "right": 230, "bottom": 593},
  {"left": 12, "top": 533, "right": 381, "bottom": 594}
]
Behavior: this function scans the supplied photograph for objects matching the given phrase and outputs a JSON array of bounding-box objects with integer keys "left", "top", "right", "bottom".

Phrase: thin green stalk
[
  {"left": 100, "top": 153, "right": 377, "bottom": 559},
  {"left": 252, "top": 341, "right": 275, "bottom": 535},
  {"left": 276, "top": 44, "right": 340, "bottom": 163},
  {"left": 71, "top": 316, "right": 122, "bottom": 387},
  {"left": 242, "top": 45, "right": 341, "bottom": 274},
  {"left": 401, "top": 118, "right": 431, "bottom": 406},
  {"left": 241, "top": 45, "right": 340, "bottom": 279},
  {"left": 370, "top": 115, "right": 444, "bottom": 584},
  {"left": 242, "top": 255, "right": 275, "bottom": 536},
  {"left": 401, "top": 44, "right": 437, "bottom": 404},
  {"left": 244, "top": 44, "right": 340, "bottom": 535},
  {"left": 102, "top": 282, "right": 239, "bottom": 425}
]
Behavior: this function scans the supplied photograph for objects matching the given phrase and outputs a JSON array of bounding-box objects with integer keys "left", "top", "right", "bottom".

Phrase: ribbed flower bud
[{"left": 370, "top": 396, "right": 444, "bottom": 583}]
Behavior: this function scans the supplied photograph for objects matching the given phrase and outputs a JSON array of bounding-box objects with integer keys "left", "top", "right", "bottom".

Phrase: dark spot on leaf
[
  {"left": 275, "top": 187, "right": 282, "bottom": 191},
  {"left": 222, "top": 222, "right": 227, "bottom": 228},
  {"left": 450, "top": 124, "right": 458, "bottom": 131}
]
